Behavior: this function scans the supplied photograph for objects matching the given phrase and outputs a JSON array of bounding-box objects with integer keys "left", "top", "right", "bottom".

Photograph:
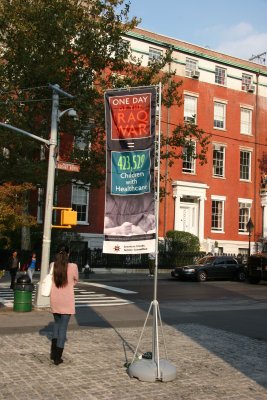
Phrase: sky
[{"left": 128, "top": 0, "right": 267, "bottom": 63}]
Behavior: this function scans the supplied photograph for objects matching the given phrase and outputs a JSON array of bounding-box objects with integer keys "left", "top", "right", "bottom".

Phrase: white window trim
[
  {"left": 185, "top": 57, "right": 198, "bottom": 77},
  {"left": 212, "top": 143, "right": 226, "bottom": 178},
  {"left": 238, "top": 199, "right": 252, "bottom": 234},
  {"left": 183, "top": 90, "right": 199, "bottom": 98},
  {"left": 213, "top": 101, "right": 226, "bottom": 130},
  {"left": 240, "top": 107, "right": 252, "bottom": 136},
  {"left": 184, "top": 94, "right": 198, "bottom": 124},
  {"left": 148, "top": 46, "right": 163, "bottom": 61},
  {"left": 71, "top": 183, "right": 90, "bottom": 225},
  {"left": 211, "top": 196, "right": 225, "bottom": 233},
  {"left": 215, "top": 66, "right": 227, "bottom": 86},
  {"left": 182, "top": 140, "right": 196, "bottom": 174},
  {"left": 240, "top": 149, "right": 252, "bottom": 182}
]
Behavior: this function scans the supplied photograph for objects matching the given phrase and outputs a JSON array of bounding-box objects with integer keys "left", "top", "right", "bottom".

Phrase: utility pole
[
  {"left": 35, "top": 87, "right": 59, "bottom": 306},
  {"left": 35, "top": 84, "right": 75, "bottom": 308}
]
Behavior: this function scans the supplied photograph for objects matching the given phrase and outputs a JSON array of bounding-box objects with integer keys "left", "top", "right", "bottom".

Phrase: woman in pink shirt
[{"left": 50, "top": 244, "right": 78, "bottom": 365}]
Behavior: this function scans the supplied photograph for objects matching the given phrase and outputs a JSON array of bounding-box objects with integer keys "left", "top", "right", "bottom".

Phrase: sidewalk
[
  {"left": 1, "top": 323, "right": 267, "bottom": 399},
  {"left": 1, "top": 271, "right": 267, "bottom": 398}
]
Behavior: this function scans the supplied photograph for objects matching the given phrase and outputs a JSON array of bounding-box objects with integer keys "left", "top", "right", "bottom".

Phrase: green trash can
[{"left": 13, "top": 274, "right": 34, "bottom": 312}]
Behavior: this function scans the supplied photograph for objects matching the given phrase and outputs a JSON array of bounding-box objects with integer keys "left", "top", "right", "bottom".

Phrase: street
[
  {"left": 1, "top": 274, "right": 267, "bottom": 341},
  {"left": 77, "top": 277, "right": 267, "bottom": 342}
]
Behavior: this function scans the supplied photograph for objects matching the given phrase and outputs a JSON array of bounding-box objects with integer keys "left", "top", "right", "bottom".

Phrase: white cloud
[{"left": 215, "top": 22, "right": 267, "bottom": 60}]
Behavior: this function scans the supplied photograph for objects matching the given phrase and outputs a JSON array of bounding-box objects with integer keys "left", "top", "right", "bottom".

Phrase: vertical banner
[{"left": 103, "top": 86, "right": 157, "bottom": 254}]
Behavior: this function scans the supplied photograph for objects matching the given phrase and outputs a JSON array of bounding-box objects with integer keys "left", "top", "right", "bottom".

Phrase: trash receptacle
[{"left": 13, "top": 274, "right": 34, "bottom": 312}]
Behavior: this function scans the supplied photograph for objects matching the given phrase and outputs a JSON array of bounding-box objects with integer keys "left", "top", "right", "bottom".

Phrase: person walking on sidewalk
[
  {"left": 50, "top": 243, "right": 78, "bottom": 365},
  {"left": 8, "top": 250, "right": 20, "bottom": 289},
  {"left": 148, "top": 252, "right": 155, "bottom": 276},
  {"left": 27, "top": 252, "right": 37, "bottom": 282}
]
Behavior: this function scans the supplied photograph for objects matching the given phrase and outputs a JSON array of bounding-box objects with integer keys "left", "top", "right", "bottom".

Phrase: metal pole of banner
[{"left": 128, "top": 83, "right": 176, "bottom": 382}]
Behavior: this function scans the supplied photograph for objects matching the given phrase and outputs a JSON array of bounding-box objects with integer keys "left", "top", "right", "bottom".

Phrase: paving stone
[{"left": 0, "top": 324, "right": 267, "bottom": 399}]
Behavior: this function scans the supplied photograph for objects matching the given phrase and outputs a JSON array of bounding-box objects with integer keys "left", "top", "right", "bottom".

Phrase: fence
[{"left": 86, "top": 250, "right": 248, "bottom": 270}]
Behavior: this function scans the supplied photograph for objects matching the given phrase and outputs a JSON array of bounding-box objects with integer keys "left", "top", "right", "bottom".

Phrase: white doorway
[{"left": 178, "top": 201, "right": 198, "bottom": 236}]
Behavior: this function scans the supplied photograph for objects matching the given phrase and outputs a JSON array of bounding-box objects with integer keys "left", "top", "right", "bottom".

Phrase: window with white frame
[
  {"left": 238, "top": 200, "right": 252, "bottom": 232},
  {"left": 182, "top": 141, "right": 196, "bottom": 174},
  {"left": 71, "top": 184, "right": 89, "bottom": 224},
  {"left": 184, "top": 95, "right": 197, "bottom": 123},
  {"left": 240, "top": 108, "right": 252, "bottom": 135},
  {"left": 214, "top": 102, "right": 226, "bottom": 129},
  {"left": 242, "top": 73, "right": 252, "bottom": 90},
  {"left": 240, "top": 150, "right": 251, "bottom": 181},
  {"left": 215, "top": 66, "right": 226, "bottom": 85},
  {"left": 149, "top": 47, "right": 162, "bottom": 61},
  {"left": 211, "top": 198, "right": 225, "bottom": 232},
  {"left": 213, "top": 144, "right": 225, "bottom": 177},
  {"left": 185, "top": 57, "right": 198, "bottom": 77}
]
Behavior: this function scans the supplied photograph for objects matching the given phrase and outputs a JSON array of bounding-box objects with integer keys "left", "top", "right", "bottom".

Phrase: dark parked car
[{"left": 171, "top": 255, "right": 246, "bottom": 282}]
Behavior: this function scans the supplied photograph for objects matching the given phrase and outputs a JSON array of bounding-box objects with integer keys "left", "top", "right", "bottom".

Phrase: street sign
[{"left": 56, "top": 161, "right": 80, "bottom": 172}]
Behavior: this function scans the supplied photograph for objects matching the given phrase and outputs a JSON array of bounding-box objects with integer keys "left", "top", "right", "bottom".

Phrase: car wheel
[
  {"left": 237, "top": 271, "right": 246, "bottom": 282},
  {"left": 197, "top": 271, "right": 207, "bottom": 282}
]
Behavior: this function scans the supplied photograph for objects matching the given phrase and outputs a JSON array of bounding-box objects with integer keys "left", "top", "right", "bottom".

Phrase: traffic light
[{"left": 61, "top": 210, "right": 77, "bottom": 226}]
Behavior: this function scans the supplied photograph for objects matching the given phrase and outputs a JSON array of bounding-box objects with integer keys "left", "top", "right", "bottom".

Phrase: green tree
[
  {"left": 0, "top": 0, "right": 138, "bottom": 187},
  {"left": 0, "top": 0, "right": 210, "bottom": 248},
  {"left": 0, "top": 183, "right": 36, "bottom": 247}
]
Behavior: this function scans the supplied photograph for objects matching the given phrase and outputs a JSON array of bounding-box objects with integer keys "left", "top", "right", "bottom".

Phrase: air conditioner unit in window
[
  {"left": 190, "top": 69, "right": 200, "bottom": 79},
  {"left": 184, "top": 116, "right": 195, "bottom": 123},
  {"left": 247, "top": 84, "right": 255, "bottom": 93}
]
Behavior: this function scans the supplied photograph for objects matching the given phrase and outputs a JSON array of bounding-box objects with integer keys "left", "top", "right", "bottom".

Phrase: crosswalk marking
[
  {"left": 74, "top": 287, "right": 133, "bottom": 307},
  {"left": 0, "top": 285, "right": 133, "bottom": 308}
]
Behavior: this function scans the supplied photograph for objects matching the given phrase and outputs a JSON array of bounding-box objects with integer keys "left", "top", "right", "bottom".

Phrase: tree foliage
[
  {"left": 0, "top": 183, "right": 36, "bottom": 245},
  {"left": 0, "top": 0, "right": 138, "bottom": 187},
  {"left": 0, "top": 0, "right": 210, "bottom": 190},
  {"left": 164, "top": 230, "right": 201, "bottom": 267}
]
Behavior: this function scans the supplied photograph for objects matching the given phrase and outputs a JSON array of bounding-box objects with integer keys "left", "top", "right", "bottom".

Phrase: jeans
[
  {"left": 27, "top": 268, "right": 35, "bottom": 282},
  {"left": 52, "top": 313, "right": 71, "bottom": 348},
  {"left": 9, "top": 269, "right": 17, "bottom": 289}
]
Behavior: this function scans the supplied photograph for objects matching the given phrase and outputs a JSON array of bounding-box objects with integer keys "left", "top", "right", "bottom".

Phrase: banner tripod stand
[{"left": 128, "top": 83, "right": 177, "bottom": 382}]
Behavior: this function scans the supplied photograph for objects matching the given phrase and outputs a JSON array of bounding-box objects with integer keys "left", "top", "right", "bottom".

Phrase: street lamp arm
[
  {"left": 0, "top": 122, "right": 49, "bottom": 145},
  {"left": 58, "top": 108, "right": 77, "bottom": 121}
]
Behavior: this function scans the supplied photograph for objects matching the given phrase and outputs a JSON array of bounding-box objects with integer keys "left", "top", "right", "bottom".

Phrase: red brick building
[{"left": 41, "top": 27, "right": 267, "bottom": 255}]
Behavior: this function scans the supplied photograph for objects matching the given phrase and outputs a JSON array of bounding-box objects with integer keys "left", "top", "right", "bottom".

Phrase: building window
[
  {"left": 215, "top": 66, "right": 226, "bottom": 85},
  {"left": 182, "top": 141, "right": 196, "bottom": 174},
  {"left": 185, "top": 57, "right": 198, "bottom": 77},
  {"left": 71, "top": 184, "right": 89, "bottom": 224},
  {"left": 184, "top": 95, "right": 197, "bottom": 123},
  {"left": 37, "top": 187, "right": 44, "bottom": 224},
  {"left": 212, "top": 199, "right": 224, "bottom": 232},
  {"left": 239, "top": 201, "right": 251, "bottom": 232},
  {"left": 214, "top": 102, "right": 226, "bottom": 129},
  {"left": 149, "top": 47, "right": 162, "bottom": 61},
  {"left": 240, "top": 108, "right": 252, "bottom": 135},
  {"left": 213, "top": 144, "right": 225, "bottom": 177},
  {"left": 240, "top": 150, "right": 251, "bottom": 181},
  {"left": 242, "top": 73, "right": 252, "bottom": 91}
]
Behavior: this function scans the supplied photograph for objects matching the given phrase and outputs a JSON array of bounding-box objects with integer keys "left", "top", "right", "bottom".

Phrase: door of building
[{"left": 178, "top": 202, "right": 198, "bottom": 236}]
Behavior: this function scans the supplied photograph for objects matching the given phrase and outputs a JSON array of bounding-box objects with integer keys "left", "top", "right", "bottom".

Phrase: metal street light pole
[
  {"left": 35, "top": 87, "right": 59, "bottom": 307},
  {"left": 35, "top": 84, "right": 75, "bottom": 308}
]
